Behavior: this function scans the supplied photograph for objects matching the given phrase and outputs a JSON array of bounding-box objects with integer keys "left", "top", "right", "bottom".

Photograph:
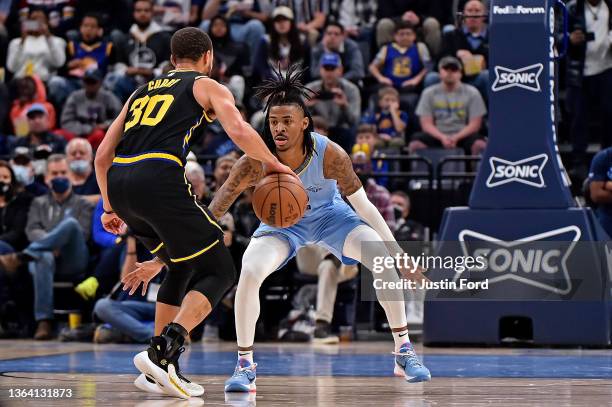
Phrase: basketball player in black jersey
[{"left": 95, "top": 27, "right": 293, "bottom": 399}]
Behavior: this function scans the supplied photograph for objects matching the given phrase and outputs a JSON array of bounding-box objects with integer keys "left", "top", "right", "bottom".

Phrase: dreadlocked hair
[{"left": 255, "top": 64, "right": 316, "bottom": 156}]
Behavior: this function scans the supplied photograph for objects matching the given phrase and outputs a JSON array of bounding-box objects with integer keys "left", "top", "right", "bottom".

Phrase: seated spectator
[
  {"left": 108, "top": 0, "right": 171, "bottom": 102},
  {"left": 52, "top": 14, "right": 120, "bottom": 106},
  {"left": 296, "top": 244, "right": 358, "bottom": 344},
  {"left": 252, "top": 6, "right": 308, "bottom": 83},
  {"left": 410, "top": 56, "right": 487, "bottom": 155},
  {"left": 351, "top": 150, "right": 396, "bottom": 230},
  {"left": 0, "top": 1, "right": 9, "bottom": 66},
  {"left": 428, "top": 0, "right": 489, "bottom": 99},
  {"left": 211, "top": 153, "right": 238, "bottom": 192},
  {"left": 7, "top": 10, "right": 67, "bottom": 102},
  {"left": 93, "top": 235, "right": 157, "bottom": 344},
  {"left": 369, "top": 21, "right": 430, "bottom": 110},
  {"left": 0, "top": 161, "right": 34, "bottom": 253},
  {"left": 351, "top": 124, "right": 390, "bottom": 183},
  {"left": 362, "top": 87, "right": 408, "bottom": 148},
  {"left": 17, "top": 0, "right": 77, "bottom": 37},
  {"left": 60, "top": 68, "right": 122, "bottom": 150},
  {"left": 10, "top": 76, "right": 57, "bottom": 135},
  {"left": 0, "top": 154, "right": 94, "bottom": 340},
  {"left": 376, "top": 0, "right": 443, "bottom": 56},
  {"left": 390, "top": 190, "right": 424, "bottom": 241},
  {"left": 270, "top": 0, "right": 328, "bottom": 45},
  {"left": 13, "top": 104, "right": 67, "bottom": 155},
  {"left": 74, "top": 0, "right": 133, "bottom": 37},
  {"left": 66, "top": 138, "right": 100, "bottom": 203},
  {"left": 306, "top": 52, "right": 361, "bottom": 153},
  {"left": 207, "top": 15, "right": 249, "bottom": 103},
  {"left": 10, "top": 147, "right": 48, "bottom": 197},
  {"left": 200, "top": 0, "right": 267, "bottom": 64},
  {"left": 310, "top": 21, "right": 365, "bottom": 83}
]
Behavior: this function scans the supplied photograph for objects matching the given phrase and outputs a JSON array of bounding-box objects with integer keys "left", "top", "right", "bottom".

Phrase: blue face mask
[
  {"left": 51, "top": 177, "right": 71, "bottom": 194},
  {"left": 11, "top": 165, "right": 34, "bottom": 186}
]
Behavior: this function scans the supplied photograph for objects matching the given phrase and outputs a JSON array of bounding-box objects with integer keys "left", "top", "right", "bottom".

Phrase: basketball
[{"left": 252, "top": 173, "right": 308, "bottom": 228}]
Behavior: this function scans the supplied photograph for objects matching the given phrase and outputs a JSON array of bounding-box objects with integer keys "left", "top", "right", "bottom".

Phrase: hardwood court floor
[{"left": 0, "top": 340, "right": 611, "bottom": 406}]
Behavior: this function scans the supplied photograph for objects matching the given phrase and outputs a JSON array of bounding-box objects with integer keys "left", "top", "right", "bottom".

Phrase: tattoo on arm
[
  {"left": 323, "top": 142, "right": 362, "bottom": 196},
  {"left": 209, "top": 156, "right": 263, "bottom": 219}
]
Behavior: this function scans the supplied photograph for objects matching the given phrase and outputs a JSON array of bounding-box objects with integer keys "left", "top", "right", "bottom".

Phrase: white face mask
[{"left": 11, "top": 165, "right": 34, "bottom": 186}]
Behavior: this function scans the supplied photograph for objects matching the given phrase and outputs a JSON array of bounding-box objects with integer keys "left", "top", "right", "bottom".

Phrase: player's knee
[{"left": 238, "top": 264, "right": 266, "bottom": 289}]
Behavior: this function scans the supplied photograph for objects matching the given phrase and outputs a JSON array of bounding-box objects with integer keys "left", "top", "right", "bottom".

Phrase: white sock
[
  {"left": 392, "top": 328, "right": 410, "bottom": 352},
  {"left": 237, "top": 350, "right": 254, "bottom": 364}
]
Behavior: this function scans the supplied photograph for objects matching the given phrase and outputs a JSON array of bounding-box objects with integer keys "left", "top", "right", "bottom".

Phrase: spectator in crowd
[
  {"left": 306, "top": 52, "right": 361, "bottom": 153},
  {"left": 212, "top": 153, "right": 238, "bottom": 192},
  {"left": 588, "top": 147, "right": 612, "bottom": 237},
  {"left": 93, "top": 235, "right": 157, "bottom": 344},
  {"left": 351, "top": 150, "right": 396, "bottom": 230},
  {"left": 13, "top": 104, "right": 66, "bottom": 155},
  {"left": 200, "top": 0, "right": 267, "bottom": 61},
  {"left": 369, "top": 21, "right": 430, "bottom": 111},
  {"left": 268, "top": 0, "right": 329, "bottom": 45},
  {"left": 74, "top": 0, "right": 134, "bottom": 36},
  {"left": 51, "top": 13, "right": 119, "bottom": 108},
  {"left": 10, "top": 147, "right": 48, "bottom": 197},
  {"left": 231, "top": 187, "right": 259, "bottom": 259},
  {"left": 431, "top": 0, "right": 489, "bottom": 99},
  {"left": 108, "top": 0, "right": 171, "bottom": 102},
  {"left": 296, "top": 244, "right": 358, "bottom": 344},
  {"left": 185, "top": 160, "right": 212, "bottom": 205},
  {"left": 6, "top": 11, "right": 66, "bottom": 84},
  {"left": 0, "top": 154, "right": 93, "bottom": 340},
  {"left": 567, "top": 0, "right": 612, "bottom": 173},
  {"left": 391, "top": 190, "right": 425, "bottom": 241},
  {"left": 17, "top": 0, "right": 77, "bottom": 36},
  {"left": 351, "top": 124, "right": 391, "bottom": 182},
  {"left": 331, "top": 0, "right": 378, "bottom": 44},
  {"left": 0, "top": 160, "right": 33, "bottom": 253},
  {"left": 410, "top": 56, "right": 487, "bottom": 155},
  {"left": 362, "top": 86, "right": 408, "bottom": 148},
  {"left": 252, "top": 6, "right": 308, "bottom": 82},
  {"left": 207, "top": 15, "right": 250, "bottom": 103},
  {"left": 65, "top": 138, "right": 100, "bottom": 203},
  {"left": 310, "top": 21, "right": 364, "bottom": 83},
  {"left": 60, "top": 68, "right": 122, "bottom": 150},
  {"left": 9, "top": 75, "right": 57, "bottom": 135},
  {"left": 0, "top": 0, "right": 9, "bottom": 66},
  {"left": 376, "top": 0, "right": 442, "bottom": 56}
]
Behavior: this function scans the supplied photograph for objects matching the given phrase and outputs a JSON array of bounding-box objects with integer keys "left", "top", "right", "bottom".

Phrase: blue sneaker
[
  {"left": 393, "top": 343, "right": 431, "bottom": 383},
  {"left": 224, "top": 359, "right": 257, "bottom": 392}
]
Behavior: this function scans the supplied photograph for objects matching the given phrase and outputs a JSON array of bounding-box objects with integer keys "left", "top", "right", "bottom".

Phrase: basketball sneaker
[
  {"left": 393, "top": 343, "right": 431, "bottom": 383},
  {"left": 224, "top": 359, "right": 257, "bottom": 392},
  {"left": 133, "top": 323, "right": 204, "bottom": 398},
  {"left": 134, "top": 373, "right": 165, "bottom": 395}
]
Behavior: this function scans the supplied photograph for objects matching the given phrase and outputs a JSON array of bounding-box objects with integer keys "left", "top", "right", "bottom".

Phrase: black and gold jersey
[{"left": 114, "top": 69, "right": 212, "bottom": 166}]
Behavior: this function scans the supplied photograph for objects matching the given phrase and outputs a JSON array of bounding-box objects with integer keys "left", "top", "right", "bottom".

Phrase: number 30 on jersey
[{"left": 124, "top": 94, "right": 174, "bottom": 131}]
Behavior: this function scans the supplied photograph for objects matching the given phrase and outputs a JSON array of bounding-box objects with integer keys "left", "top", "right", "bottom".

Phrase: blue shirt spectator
[{"left": 588, "top": 147, "right": 612, "bottom": 237}]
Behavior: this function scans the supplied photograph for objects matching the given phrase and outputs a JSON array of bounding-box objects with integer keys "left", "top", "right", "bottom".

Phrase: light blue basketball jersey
[{"left": 253, "top": 132, "right": 365, "bottom": 268}]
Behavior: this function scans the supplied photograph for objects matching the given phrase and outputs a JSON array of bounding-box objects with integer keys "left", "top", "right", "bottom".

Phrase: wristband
[{"left": 104, "top": 209, "right": 114, "bottom": 214}]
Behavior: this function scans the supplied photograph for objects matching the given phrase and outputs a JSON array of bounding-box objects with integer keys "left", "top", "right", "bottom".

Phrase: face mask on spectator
[
  {"left": 0, "top": 182, "right": 12, "bottom": 198},
  {"left": 33, "top": 159, "right": 47, "bottom": 176},
  {"left": 11, "top": 165, "right": 34, "bottom": 186},
  {"left": 69, "top": 160, "right": 91, "bottom": 175},
  {"left": 51, "top": 177, "right": 71, "bottom": 194}
]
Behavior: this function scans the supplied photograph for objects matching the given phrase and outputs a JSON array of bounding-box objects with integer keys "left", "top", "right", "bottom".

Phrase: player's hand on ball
[
  {"left": 101, "top": 212, "right": 125, "bottom": 235},
  {"left": 264, "top": 160, "right": 297, "bottom": 179},
  {"left": 122, "top": 259, "right": 164, "bottom": 296}
]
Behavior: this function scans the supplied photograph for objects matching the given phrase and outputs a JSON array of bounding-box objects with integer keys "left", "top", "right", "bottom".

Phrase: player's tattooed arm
[
  {"left": 323, "top": 141, "right": 362, "bottom": 196},
  {"left": 209, "top": 155, "right": 264, "bottom": 219}
]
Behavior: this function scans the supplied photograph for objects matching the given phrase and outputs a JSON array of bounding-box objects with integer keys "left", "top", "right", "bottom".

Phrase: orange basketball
[{"left": 252, "top": 173, "right": 308, "bottom": 228}]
